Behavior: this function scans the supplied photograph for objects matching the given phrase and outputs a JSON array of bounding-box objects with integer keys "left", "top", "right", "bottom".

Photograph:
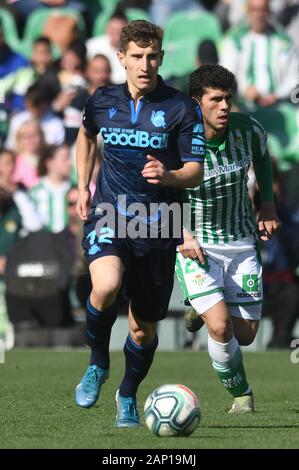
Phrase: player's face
[
  {"left": 118, "top": 41, "right": 164, "bottom": 98},
  {"left": 199, "top": 88, "right": 232, "bottom": 133}
]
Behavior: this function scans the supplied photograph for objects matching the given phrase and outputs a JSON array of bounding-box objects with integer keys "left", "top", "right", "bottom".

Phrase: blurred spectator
[
  {"left": 5, "top": 83, "right": 65, "bottom": 149},
  {"left": 61, "top": 54, "right": 111, "bottom": 145},
  {"left": 0, "top": 148, "right": 43, "bottom": 233},
  {"left": 86, "top": 11, "right": 128, "bottom": 84},
  {"left": 85, "top": 54, "right": 111, "bottom": 93},
  {"left": 215, "top": 0, "right": 297, "bottom": 30},
  {"left": 57, "top": 40, "right": 87, "bottom": 91},
  {"left": 6, "top": 0, "right": 87, "bottom": 17},
  {"left": 2, "top": 37, "right": 60, "bottom": 113},
  {"left": 197, "top": 39, "right": 219, "bottom": 65},
  {"left": 150, "top": 0, "right": 205, "bottom": 27},
  {"left": 286, "top": 7, "right": 299, "bottom": 50},
  {"left": 0, "top": 186, "right": 21, "bottom": 345},
  {"left": 12, "top": 120, "right": 46, "bottom": 189},
  {"left": 166, "top": 39, "right": 219, "bottom": 94},
  {"left": 51, "top": 41, "right": 88, "bottom": 139},
  {"left": 0, "top": 15, "right": 28, "bottom": 126},
  {"left": 29, "top": 144, "right": 72, "bottom": 233},
  {"left": 217, "top": 0, "right": 247, "bottom": 29},
  {"left": 220, "top": 0, "right": 299, "bottom": 107},
  {"left": 0, "top": 148, "right": 42, "bottom": 346}
]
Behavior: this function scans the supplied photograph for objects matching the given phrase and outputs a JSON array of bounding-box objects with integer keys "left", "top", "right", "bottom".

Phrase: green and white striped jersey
[
  {"left": 186, "top": 112, "right": 269, "bottom": 245},
  {"left": 220, "top": 23, "right": 298, "bottom": 100},
  {"left": 29, "top": 177, "right": 71, "bottom": 233}
]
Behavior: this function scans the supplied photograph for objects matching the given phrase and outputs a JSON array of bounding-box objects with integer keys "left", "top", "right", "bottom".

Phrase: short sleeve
[
  {"left": 82, "top": 90, "right": 100, "bottom": 136},
  {"left": 177, "top": 98, "right": 206, "bottom": 163}
]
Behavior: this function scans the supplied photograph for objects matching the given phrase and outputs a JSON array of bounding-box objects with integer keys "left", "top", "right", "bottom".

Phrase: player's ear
[{"left": 117, "top": 51, "right": 126, "bottom": 68}]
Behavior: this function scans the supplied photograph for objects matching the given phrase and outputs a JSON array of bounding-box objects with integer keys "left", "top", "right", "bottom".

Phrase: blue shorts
[{"left": 82, "top": 218, "right": 176, "bottom": 322}]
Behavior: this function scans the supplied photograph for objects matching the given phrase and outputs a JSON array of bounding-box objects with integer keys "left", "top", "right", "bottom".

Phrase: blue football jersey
[{"left": 82, "top": 76, "right": 205, "bottom": 250}]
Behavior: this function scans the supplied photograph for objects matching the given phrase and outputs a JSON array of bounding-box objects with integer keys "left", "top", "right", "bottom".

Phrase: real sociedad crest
[{"left": 151, "top": 110, "right": 166, "bottom": 128}]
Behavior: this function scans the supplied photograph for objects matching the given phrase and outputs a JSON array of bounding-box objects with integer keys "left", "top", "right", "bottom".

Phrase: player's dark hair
[
  {"left": 119, "top": 20, "right": 163, "bottom": 52},
  {"left": 189, "top": 65, "right": 236, "bottom": 99}
]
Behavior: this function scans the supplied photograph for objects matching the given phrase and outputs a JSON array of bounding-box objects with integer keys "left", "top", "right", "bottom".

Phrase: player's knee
[
  {"left": 91, "top": 281, "right": 121, "bottom": 310},
  {"left": 130, "top": 324, "right": 157, "bottom": 346},
  {"left": 210, "top": 319, "right": 233, "bottom": 343}
]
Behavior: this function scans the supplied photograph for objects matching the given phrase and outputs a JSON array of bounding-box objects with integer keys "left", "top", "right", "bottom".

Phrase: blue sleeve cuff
[{"left": 180, "top": 157, "right": 205, "bottom": 163}]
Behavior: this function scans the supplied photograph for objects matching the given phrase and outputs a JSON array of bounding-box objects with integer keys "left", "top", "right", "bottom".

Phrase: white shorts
[{"left": 175, "top": 243, "right": 263, "bottom": 321}]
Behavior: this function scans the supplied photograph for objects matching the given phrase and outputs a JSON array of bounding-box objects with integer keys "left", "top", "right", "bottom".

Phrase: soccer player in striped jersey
[{"left": 176, "top": 65, "right": 281, "bottom": 413}]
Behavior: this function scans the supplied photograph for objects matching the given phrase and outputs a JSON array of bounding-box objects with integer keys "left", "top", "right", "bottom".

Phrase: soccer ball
[{"left": 144, "top": 384, "right": 200, "bottom": 437}]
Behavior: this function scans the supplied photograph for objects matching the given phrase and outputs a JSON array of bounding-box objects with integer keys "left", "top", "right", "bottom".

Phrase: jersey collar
[
  {"left": 123, "top": 75, "right": 166, "bottom": 101},
  {"left": 207, "top": 130, "right": 228, "bottom": 151}
]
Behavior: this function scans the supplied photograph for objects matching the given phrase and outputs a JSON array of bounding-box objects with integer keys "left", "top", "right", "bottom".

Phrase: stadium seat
[
  {"left": 91, "top": 0, "right": 123, "bottom": 35},
  {"left": 163, "top": 10, "right": 222, "bottom": 44},
  {"left": 250, "top": 103, "right": 299, "bottom": 168},
  {"left": 160, "top": 11, "right": 222, "bottom": 79},
  {"left": 125, "top": 8, "right": 150, "bottom": 22},
  {"left": 22, "top": 7, "right": 87, "bottom": 58},
  {"left": 92, "top": 10, "right": 113, "bottom": 37},
  {"left": 97, "top": 0, "right": 122, "bottom": 13},
  {"left": 0, "top": 7, "right": 22, "bottom": 54}
]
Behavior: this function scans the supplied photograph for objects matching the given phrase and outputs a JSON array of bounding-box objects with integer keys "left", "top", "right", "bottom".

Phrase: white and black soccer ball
[{"left": 144, "top": 384, "right": 200, "bottom": 437}]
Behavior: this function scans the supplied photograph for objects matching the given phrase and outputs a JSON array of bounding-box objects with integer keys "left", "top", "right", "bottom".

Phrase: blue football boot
[
  {"left": 75, "top": 365, "right": 109, "bottom": 408},
  {"left": 115, "top": 390, "right": 140, "bottom": 428}
]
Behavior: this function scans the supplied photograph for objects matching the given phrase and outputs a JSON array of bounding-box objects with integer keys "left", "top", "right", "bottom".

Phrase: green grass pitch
[{"left": 0, "top": 350, "right": 298, "bottom": 449}]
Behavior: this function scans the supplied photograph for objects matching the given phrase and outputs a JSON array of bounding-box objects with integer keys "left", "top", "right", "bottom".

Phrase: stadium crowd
[{"left": 0, "top": 0, "right": 299, "bottom": 350}]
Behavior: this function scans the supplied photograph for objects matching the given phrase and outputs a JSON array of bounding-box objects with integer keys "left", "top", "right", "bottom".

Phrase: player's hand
[
  {"left": 258, "top": 202, "right": 281, "bottom": 241},
  {"left": 76, "top": 188, "right": 91, "bottom": 221},
  {"left": 141, "top": 155, "right": 172, "bottom": 186},
  {"left": 178, "top": 238, "right": 205, "bottom": 263}
]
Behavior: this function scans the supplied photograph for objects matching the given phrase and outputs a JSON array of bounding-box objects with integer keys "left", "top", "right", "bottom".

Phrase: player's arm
[
  {"left": 251, "top": 118, "right": 281, "bottom": 240},
  {"left": 178, "top": 227, "right": 205, "bottom": 263},
  {"left": 76, "top": 91, "right": 100, "bottom": 221},
  {"left": 141, "top": 157, "right": 203, "bottom": 189},
  {"left": 142, "top": 98, "right": 205, "bottom": 188},
  {"left": 76, "top": 126, "right": 98, "bottom": 221}
]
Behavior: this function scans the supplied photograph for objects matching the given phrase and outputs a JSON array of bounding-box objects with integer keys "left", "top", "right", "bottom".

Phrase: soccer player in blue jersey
[{"left": 75, "top": 20, "right": 205, "bottom": 427}]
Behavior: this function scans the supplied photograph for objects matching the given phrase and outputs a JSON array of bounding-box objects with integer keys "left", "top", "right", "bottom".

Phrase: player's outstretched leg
[
  {"left": 75, "top": 298, "right": 117, "bottom": 408},
  {"left": 115, "top": 333, "right": 158, "bottom": 427},
  {"left": 208, "top": 334, "right": 254, "bottom": 413}
]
